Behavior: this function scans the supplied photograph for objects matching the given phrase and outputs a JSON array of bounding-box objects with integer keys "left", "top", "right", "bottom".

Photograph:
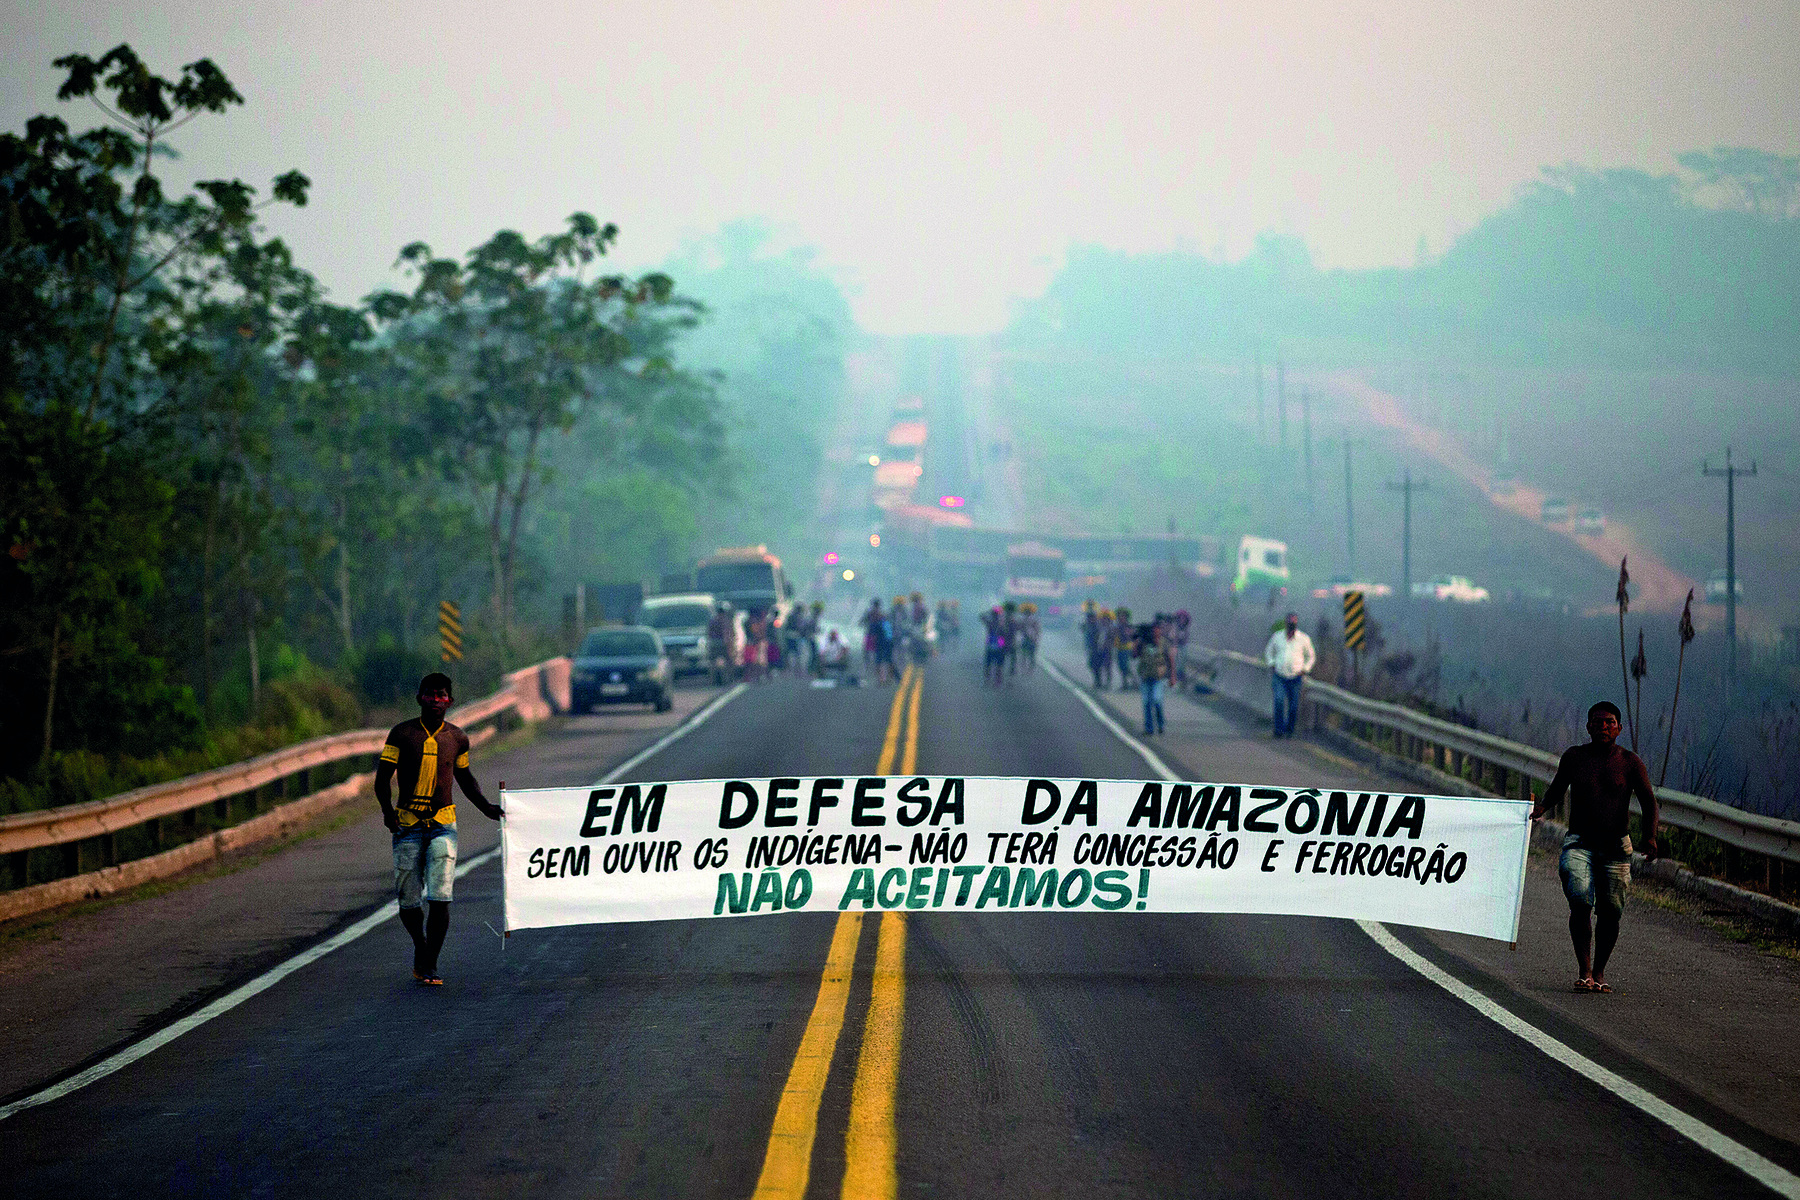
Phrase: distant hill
[{"left": 1006, "top": 149, "right": 1800, "bottom": 373}]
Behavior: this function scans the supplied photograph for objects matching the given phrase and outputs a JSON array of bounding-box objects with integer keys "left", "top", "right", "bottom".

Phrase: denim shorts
[
  {"left": 1559, "top": 834, "right": 1630, "bottom": 915},
  {"left": 393, "top": 822, "right": 457, "bottom": 907}
]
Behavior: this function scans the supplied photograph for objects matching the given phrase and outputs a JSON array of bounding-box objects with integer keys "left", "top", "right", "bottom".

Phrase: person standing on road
[
  {"left": 1532, "top": 702, "right": 1660, "bottom": 994},
  {"left": 1263, "top": 611, "right": 1315, "bottom": 737},
  {"left": 375, "top": 673, "right": 502, "bottom": 987},
  {"left": 982, "top": 605, "right": 1007, "bottom": 686},
  {"left": 1136, "top": 622, "right": 1174, "bottom": 735},
  {"left": 1113, "top": 606, "right": 1134, "bottom": 690},
  {"left": 786, "top": 604, "right": 815, "bottom": 676},
  {"left": 1020, "top": 603, "right": 1041, "bottom": 672},
  {"left": 870, "top": 600, "right": 896, "bottom": 684},
  {"left": 1097, "top": 609, "right": 1115, "bottom": 688},
  {"left": 889, "top": 595, "right": 911, "bottom": 663},
  {"left": 860, "top": 598, "right": 881, "bottom": 671},
  {"left": 804, "top": 601, "right": 825, "bottom": 675},
  {"left": 1082, "top": 602, "right": 1104, "bottom": 687},
  {"left": 706, "top": 601, "right": 737, "bottom": 685},
  {"left": 1000, "top": 601, "right": 1021, "bottom": 677},
  {"left": 1172, "top": 609, "right": 1192, "bottom": 687}
]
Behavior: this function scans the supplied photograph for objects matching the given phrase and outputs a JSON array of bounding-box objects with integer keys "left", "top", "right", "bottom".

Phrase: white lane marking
[
  {"left": 1046, "top": 655, "right": 1800, "bottom": 1197},
  {"left": 1358, "top": 920, "right": 1800, "bottom": 1198},
  {"left": 0, "top": 845, "right": 495, "bottom": 1123},
  {"left": 593, "top": 682, "right": 748, "bottom": 786},
  {"left": 0, "top": 685, "right": 750, "bottom": 1124},
  {"left": 1041, "top": 659, "right": 1178, "bottom": 782}
]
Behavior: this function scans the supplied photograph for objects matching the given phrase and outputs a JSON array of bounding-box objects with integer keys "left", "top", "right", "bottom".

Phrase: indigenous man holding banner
[
  {"left": 1533, "top": 701, "right": 1659, "bottom": 994},
  {"left": 375, "top": 673, "right": 503, "bottom": 986}
]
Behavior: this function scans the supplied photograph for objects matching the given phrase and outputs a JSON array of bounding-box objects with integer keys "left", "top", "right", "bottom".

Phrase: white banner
[{"left": 500, "top": 777, "right": 1531, "bottom": 941}]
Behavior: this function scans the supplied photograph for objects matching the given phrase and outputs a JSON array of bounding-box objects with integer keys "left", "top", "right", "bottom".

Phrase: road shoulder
[
  {"left": 0, "top": 685, "right": 721, "bottom": 1104},
  {"left": 1044, "top": 636, "right": 1800, "bottom": 1152}
]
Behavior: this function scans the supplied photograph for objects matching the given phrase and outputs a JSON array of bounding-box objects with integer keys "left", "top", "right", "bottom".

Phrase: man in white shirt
[{"left": 1263, "top": 611, "right": 1316, "bottom": 738}]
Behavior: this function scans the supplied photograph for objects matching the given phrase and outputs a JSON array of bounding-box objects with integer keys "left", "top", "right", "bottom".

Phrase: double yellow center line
[{"left": 751, "top": 663, "right": 923, "bottom": 1200}]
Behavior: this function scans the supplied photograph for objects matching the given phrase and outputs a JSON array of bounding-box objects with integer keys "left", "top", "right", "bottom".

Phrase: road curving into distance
[{"left": 3, "top": 645, "right": 1795, "bottom": 1198}]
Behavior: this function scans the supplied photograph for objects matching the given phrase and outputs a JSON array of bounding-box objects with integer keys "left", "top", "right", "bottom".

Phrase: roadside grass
[
  {"left": 1523, "top": 841, "right": 1800, "bottom": 963},
  {"left": 1629, "top": 874, "right": 1800, "bottom": 963}
]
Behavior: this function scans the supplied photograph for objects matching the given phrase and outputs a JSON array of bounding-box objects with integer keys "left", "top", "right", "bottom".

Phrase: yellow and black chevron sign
[
  {"left": 438, "top": 600, "right": 463, "bottom": 662},
  {"left": 1343, "top": 591, "right": 1367, "bottom": 652}
]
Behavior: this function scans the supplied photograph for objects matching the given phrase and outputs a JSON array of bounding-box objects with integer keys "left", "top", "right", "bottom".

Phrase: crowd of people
[
  {"left": 688, "top": 592, "right": 969, "bottom": 689},
  {"left": 691, "top": 585, "right": 1219, "bottom": 743},
  {"left": 1080, "top": 603, "right": 1192, "bottom": 735},
  {"left": 703, "top": 599, "right": 832, "bottom": 684},
  {"left": 978, "top": 600, "right": 1043, "bottom": 686},
  {"left": 856, "top": 592, "right": 950, "bottom": 683}
]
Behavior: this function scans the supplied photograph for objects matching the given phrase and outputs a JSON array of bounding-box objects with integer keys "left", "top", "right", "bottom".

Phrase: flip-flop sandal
[
  {"left": 1573, "top": 978, "right": 1599, "bottom": 992},
  {"left": 1591, "top": 981, "right": 1613, "bottom": 993},
  {"left": 416, "top": 973, "right": 444, "bottom": 987}
]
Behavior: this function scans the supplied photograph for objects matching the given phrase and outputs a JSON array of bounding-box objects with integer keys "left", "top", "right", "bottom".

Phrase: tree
[
  {"left": 155, "top": 230, "right": 321, "bottom": 715},
  {"left": 0, "top": 395, "right": 173, "bottom": 767},
  {"left": 1, "top": 46, "right": 308, "bottom": 759},
  {"left": 1677, "top": 147, "right": 1800, "bottom": 220},
  {"left": 369, "top": 216, "right": 697, "bottom": 657},
  {"left": 38, "top": 45, "right": 308, "bottom": 422}
]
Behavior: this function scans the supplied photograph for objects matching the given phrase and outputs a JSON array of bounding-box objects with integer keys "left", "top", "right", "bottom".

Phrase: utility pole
[
  {"left": 1302, "top": 389, "right": 1314, "bottom": 511},
  {"left": 1277, "top": 358, "right": 1287, "bottom": 451},
  {"left": 1703, "top": 447, "right": 1756, "bottom": 683},
  {"left": 1385, "top": 469, "right": 1429, "bottom": 601},
  {"left": 1254, "top": 346, "right": 1264, "bottom": 443}
]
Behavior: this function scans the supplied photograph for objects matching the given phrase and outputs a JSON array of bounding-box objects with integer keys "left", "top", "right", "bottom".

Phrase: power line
[{"left": 1702, "top": 447, "right": 1756, "bottom": 684}]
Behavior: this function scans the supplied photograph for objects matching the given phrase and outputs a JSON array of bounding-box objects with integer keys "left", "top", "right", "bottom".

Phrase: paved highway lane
[
  {"left": 895, "top": 655, "right": 1778, "bottom": 1199},
  {"left": 5, "top": 650, "right": 1795, "bottom": 1197}
]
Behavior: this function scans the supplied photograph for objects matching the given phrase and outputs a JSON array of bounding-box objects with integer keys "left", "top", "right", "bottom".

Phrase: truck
[
  {"left": 1412, "top": 575, "right": 1492, "bottom": 604},
  {"left": 1232, "top": 536, "right": 1290, "bottom": 599}
]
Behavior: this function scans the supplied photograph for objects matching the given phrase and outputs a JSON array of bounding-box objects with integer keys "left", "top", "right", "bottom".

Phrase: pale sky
[{"left": 5, "top": 1, "right": 1797, "bottom": 333}]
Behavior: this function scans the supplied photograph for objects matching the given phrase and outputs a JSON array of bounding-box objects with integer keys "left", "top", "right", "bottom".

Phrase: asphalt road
[{"left": 4, "top": 645, "right": 1795, "bottom": 1198}]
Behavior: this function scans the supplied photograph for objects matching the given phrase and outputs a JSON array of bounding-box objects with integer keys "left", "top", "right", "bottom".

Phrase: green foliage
[
  {"left": 0, "top": 394, "right": 176, "bottom": 771},
  {"left": 346, "top": 641, "right": 439, "bottom": 708},
  {"left": 0, "top": 45, "right": 768, "bottom": 812},
  {"left": 369, "top": 216, "right": 714, "bottom": 656},
  {"left": 0, "top": 666, "right": 360, "bottom": 817}
]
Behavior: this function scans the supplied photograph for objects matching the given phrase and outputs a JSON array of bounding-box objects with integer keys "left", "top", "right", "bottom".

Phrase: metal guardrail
[
  {"left": 0, "top": 729, "right": 388, "bottom": 857},
  {"left": 0, "top": 658, "right": 571, "bottom": 860},
  {"left": 1199, "top": 646, "right": 1800, "bottom": 866}
]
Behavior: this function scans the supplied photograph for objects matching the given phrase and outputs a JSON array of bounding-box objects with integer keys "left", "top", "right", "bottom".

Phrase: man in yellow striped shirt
[{"left": 375, "top": 673, "right": 502, "bottom": 985}]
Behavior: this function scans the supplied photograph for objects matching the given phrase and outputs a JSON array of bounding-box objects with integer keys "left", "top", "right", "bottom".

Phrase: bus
[
  {"left": 1002, "top": 540, "right": 1068, "bottom": 620},
  {"left": 694, "top": 546, "right": 792, "bottom": 623}
]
